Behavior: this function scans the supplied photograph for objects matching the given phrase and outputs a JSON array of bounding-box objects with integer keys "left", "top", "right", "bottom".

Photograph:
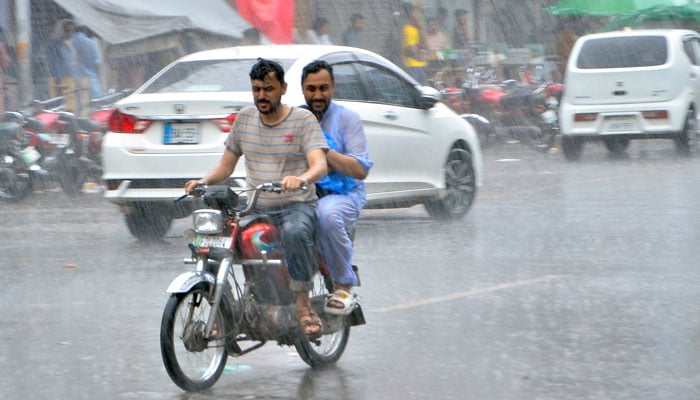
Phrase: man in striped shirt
[{"left": 185, "top": 59, "right": 328, "bottom": 336}]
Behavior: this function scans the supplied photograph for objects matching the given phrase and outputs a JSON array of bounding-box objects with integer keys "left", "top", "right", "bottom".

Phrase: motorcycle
[
  {"left": 19, "top": 97, "right": 99, "bottom": 195},
  {"left": 441, "top": 65, "right": 563, "bottom": 152},
  {"left": 160, "top": 182, "right": 365, "bottom": 392},
  {"left": 0, "top": 121, "right": 33, "bottom": 201}
]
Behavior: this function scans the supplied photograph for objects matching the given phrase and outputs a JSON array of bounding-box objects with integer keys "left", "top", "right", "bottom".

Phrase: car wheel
[
  {"left": 674, "top": 108, "right": 697, "bottom": 156},
  {"left": 125, "top": 204, "right": 173, "bottom": 241},
  {"left": 603, "top": 137, "right": 630, "bottom": 155},
  {"left": 424, "top": 148, "right": 476, "bottom": 220},
  {"left": 562, "top": 136, "right": 584, "bottom": 161}
]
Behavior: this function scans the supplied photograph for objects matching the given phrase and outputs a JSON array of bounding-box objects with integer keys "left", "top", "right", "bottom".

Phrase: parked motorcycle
[
  {"left": 441, "top": 66, "right": 563, "bottom": 152},
  {"left": 20, "top": 97, "right": 98, "bottom": 195},
  {"left": 160, "top": 182, "right": 365, "bottom": 392},
  {"left": 0, "top": 121, "right": 33, "bottom": 201}
]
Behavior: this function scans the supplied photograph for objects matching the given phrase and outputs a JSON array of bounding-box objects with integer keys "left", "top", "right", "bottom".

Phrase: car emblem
[
  {"left": 174, "top": 104, "right": 185, "bottom": 114},
  {"left": 616, "top": 81, "right": 624, "bottom": 87}
]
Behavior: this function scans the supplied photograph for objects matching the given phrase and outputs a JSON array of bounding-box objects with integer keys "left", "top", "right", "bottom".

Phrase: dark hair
[
  {"left": 301, "top": 60, "right": 334, "bottom": 84},
  {"left": 250, "top": 58, "right": 285, "bottom": 84},
  {"left": 350, "top": 13, "right": 364, "bottom": 23},
  {"left": 243, "top": 27, "right": 260, "bottom": 42},
  {"left": 62, "top": 19, "right": 74, "bottom": 32},
  {"left": 455, "top": 8, "right": 469, "bottom": 17},
  {"left": 312, "top": 16, "right": 329, "bottom": 31}
]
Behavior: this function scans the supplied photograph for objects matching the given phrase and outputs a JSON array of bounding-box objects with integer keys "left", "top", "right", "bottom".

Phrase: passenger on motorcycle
[
  {"left": 300, "top": 60, "right": 373, "bottom": 315},
  {"left": 184, "top": 59, "right": 328, "bottom": 336}
]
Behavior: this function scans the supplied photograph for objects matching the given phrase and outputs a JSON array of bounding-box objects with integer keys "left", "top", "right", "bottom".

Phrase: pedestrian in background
[
  {"left": 401, "top": 2, "right": 428, "bottom": 84},
  {"left": 72, "top": 25, "right": 102, "bottom": 99},
  {"left": 0, "top": 27, "right": 12, "bottom": 114},
  {"left": 306, "top": 17, "right": 333, "bottom": 45},
  {"left": 342, "top": 13, "right": 365, "bottom": 48},
  {"left": 47, "top": 19, "right": 77, "bottom": 87},
  {"left": 452, "top": 8, "right": 474, "bottom": 50},
  {"left": 241, "top": 27, "right": 261, "bottom": 45}
]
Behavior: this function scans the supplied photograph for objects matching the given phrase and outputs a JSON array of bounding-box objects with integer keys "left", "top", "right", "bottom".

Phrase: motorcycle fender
[{"left": 166, "top": 270, "right": 216, "bottom": 294}]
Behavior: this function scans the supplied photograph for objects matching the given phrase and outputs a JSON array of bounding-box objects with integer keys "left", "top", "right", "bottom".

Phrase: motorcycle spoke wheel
[
  {"left": 294, "top": 325, "right": 350, "bottom": 368},
  {"left": 160, "top": 288, "right": 228, "bottom": 392}
]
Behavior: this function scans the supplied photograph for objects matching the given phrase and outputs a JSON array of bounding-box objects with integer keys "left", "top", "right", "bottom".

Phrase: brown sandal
[{"left": 297, "top": 307, "right": 322, "bottom": 336}]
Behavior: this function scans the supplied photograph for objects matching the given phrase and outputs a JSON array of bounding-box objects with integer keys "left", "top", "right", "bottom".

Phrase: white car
[
  {"left": 102, "top": 45, "right": 483, "bottom": 239},
  {"left": 560, "top": 29, "right": 700, "bottom": 160}
]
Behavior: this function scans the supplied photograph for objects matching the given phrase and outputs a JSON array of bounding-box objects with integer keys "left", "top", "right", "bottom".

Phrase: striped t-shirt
[{"left": 225, "top": 106, "right": 328, "bottom": 209}]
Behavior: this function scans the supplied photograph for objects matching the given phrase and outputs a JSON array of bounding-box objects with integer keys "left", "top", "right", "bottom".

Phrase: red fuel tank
[{"left": 240, "top": 222, "right": 284, "bottom": 260}]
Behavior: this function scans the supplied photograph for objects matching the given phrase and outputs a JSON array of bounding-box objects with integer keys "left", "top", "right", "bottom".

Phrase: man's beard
[
  {"left": 256, "top": 100, "right": 279, "bottom": 115},
  {"left": 309, "top": 100, "right": 328, "bottom": 120}
]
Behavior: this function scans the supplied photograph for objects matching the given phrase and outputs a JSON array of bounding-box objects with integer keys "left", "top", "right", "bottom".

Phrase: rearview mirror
[{"left": 419, "top": 86, "right": 441, "bottom": 110}]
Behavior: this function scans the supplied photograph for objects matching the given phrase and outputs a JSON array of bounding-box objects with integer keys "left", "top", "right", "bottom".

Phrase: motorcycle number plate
[
  {"left": 163, "top": 123, "right": 200, "bottom": 144},
  {"left": 194, "top": 235, "right": 232, "bottom": 249},
  {"left": 47, "top": 133, "right": 69, "bottom": 146}
]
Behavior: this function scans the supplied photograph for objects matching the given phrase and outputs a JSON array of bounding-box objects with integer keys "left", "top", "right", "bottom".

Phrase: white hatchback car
[
  {"left": 102, "top": 45, "right": 483, "bottom": 239},
  {"left": 560, "top": 29, "right": 700, "bottom": 160}
]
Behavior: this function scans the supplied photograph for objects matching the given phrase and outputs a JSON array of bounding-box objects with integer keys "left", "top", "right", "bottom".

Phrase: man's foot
[
  {"left": 324, "top": 288, "right": 357, "bottom": 316},
  {"left": 297, "top": 306, "right": 322, "bottom": 336}
]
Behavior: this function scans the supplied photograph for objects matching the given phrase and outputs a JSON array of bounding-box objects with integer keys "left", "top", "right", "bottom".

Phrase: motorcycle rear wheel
[
  {"left": 160, "top": 287, "right": 228, "bottom": 392},
  {"left": 57, "top": 157, "right": 88, "bottom": 196},
  {"left": 294, "top": 325, "right": 350, "bottom": 367}
]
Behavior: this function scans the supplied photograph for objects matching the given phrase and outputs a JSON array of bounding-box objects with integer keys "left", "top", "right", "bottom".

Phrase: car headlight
[{"left": 192, "top": 209, "right": 223, "bottom": 234}]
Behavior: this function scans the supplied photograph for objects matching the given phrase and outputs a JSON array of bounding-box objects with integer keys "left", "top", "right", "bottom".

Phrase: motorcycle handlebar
[{"left": 174, "top": 181, "right": 308, "bottom": 204}]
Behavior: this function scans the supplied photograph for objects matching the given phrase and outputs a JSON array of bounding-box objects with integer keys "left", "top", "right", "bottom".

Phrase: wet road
[{"left": 2, "top": 139, "right": 700, "bottom": 399}]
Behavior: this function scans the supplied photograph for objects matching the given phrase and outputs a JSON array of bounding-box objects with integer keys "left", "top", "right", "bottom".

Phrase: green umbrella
[
  {"left": 603, "top": 2, "right": 700, "bottom": 29},
  {"left": 545, "top": 0, "right": 691, "bottom": 16}
]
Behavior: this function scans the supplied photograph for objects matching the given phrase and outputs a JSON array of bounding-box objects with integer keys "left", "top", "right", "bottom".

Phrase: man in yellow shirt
[{"left": 402, "top": 2, "right": 427, "bottom": 84}]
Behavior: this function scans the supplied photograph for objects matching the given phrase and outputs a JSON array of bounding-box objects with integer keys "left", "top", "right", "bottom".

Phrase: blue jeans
[{"left": 265, "top": 202, "right": 317, "bottom": 292}]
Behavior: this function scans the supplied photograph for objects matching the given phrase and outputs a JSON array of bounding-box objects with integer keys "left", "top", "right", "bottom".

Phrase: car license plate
[
  {"left": 194, "top": 235, "right": 232, "bottom": 249},
  {"left": 164, "top": 122, "right": 200, "bottom": 144},
  {"left": 604, "top": 117, "right": 637, "bottom": 133}
]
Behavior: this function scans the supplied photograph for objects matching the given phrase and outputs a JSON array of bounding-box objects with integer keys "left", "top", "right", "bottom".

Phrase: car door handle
[{"left": 382, "top": 111, "right": 398, "bottom": 120}]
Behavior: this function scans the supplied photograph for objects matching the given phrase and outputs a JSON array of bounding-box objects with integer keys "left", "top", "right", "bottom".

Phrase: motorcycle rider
[
  {"left": 300, "top": 60, "right": 373, "bottom": 315},
  {"left": 185, "top": 58, "right": 328, "bottom": 336}
]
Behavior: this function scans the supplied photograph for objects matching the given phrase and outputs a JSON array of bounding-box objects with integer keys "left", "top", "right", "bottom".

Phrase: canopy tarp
[
  {"left": 545, "top": 0, "right": 691, "bottom": 16},
  {"left": 52, "top": 0, "right": 256, "bottom": 58}
]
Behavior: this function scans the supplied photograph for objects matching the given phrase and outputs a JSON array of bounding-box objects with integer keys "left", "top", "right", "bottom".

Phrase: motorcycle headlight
[{"left": 192, "top": 209, "right": 223, "bottom": 234}]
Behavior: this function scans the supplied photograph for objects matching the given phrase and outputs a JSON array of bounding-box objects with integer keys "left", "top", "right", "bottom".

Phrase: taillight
[
  {"left": 574, "top": 113, "right": 598, "bottom": 122},
  {"left": 212, "top": 113, "right": 238, "bottom": 133},
  {"left": 108, "top": 109, "right": 152, "bottom": 133},
  {"left": 641, "top": 110, "right": 668, "bottom": 119}
]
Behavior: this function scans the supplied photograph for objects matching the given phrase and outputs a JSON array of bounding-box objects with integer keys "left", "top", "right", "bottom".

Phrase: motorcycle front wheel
[
  {"left": 0, "top": 151, "right": 32, "bottom": 202},
  {"left": 160, "top": 286, "right": 228, "bottom": 392}
]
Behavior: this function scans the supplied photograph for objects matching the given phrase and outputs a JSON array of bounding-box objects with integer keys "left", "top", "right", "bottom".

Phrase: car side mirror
[{"left": 419, "top": 86, "right": 441, "bottom": 110}]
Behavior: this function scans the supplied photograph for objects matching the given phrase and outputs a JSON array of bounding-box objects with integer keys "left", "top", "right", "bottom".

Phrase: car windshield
[
  {"left": 576, "top": 36, "right": 668, "bottom": 69},
  {"left": 141, "top": 58, "right": 296, "bottom": 93}
]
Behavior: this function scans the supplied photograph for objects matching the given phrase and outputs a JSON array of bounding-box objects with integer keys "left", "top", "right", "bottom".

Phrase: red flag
[{"left": 234, "top": 0, "right": 295, "bottom": 44}]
